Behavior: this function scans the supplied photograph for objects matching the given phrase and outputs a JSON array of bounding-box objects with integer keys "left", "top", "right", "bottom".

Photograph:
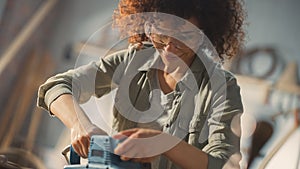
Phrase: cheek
[{"left": 181, "top": 48, "right": 195, "bottom": 56}]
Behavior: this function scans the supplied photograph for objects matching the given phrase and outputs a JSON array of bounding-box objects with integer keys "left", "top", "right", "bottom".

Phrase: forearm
[
  {"left": 51, "top": 94, "right": 108, "bottom": 157},
  {"left": 50, "top": 94, "right": 92, "bottom": 129},
  {"left": 163, "top": 140, "right": 208, "bottom": 169}
]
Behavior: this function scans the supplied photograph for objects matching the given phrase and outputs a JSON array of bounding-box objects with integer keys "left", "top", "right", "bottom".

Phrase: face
[{"left": 146, "top": 16, "right": 202, "bottom": 71}]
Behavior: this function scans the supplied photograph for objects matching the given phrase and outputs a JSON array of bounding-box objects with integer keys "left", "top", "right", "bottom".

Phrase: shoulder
[{"left": 223, "top": 69, "right": 240, "bottom": 89}]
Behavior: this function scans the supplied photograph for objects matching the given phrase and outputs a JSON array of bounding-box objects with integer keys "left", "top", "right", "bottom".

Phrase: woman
[{"left": 37, "top": 0, "right": 246, "bottom": 168}]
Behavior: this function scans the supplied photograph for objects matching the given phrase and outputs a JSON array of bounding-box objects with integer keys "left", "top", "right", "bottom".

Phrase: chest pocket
[
  {"left": 175, "top": 89, "right": 210, "bottom": 148},
  {"left": 188, "top": 88, "right": 212, "bottom": 149},
  {"left": 180, "top": 115, "right": 209, "bottom": 149}
]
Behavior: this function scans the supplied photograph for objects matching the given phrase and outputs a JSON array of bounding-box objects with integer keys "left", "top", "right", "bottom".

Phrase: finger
[
  {"left": 119, "top": 143, "right": 142, "bottom": 159},
  {"left": 114, "top": 137, "right": 136, "bottom": 155},
  {"left": 120, "top": 156, "right": 131, "bottom": 161},
  {"left": 120, "top": 149, "right": 139, "bottom": 161},
  {"left": 79, "top": 137, "right": 90, "bottom": 158},
  {"left": 113, "top": 128, "right": 139, "bottom": 139},
  {"left": 72, "top": 141, "right": 84, "bottom": 157},
  {"left": 114, "top": 142, "right": 134, "bottom": 156},
  {"left": 112, "top": 133, "right": 127, "bottom": 140}
]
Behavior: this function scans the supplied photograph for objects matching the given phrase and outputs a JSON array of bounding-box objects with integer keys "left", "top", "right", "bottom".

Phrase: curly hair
[{"left": 113, "top": 0, "right": 247, "bottom": 60}]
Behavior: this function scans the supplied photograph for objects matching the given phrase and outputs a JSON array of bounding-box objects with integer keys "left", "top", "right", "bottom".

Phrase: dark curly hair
[{"left": 113, "top": 0, "right": 246, "bottom": 60}]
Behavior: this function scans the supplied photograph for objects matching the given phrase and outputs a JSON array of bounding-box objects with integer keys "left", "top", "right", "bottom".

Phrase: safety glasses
[{"left": 144, "top": 21, "right": 203, "bottom": 51}]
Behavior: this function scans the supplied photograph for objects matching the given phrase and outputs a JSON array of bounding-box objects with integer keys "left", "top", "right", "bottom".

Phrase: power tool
[{"left": 63, "top": 135, "right": 145, "bottom": 169}]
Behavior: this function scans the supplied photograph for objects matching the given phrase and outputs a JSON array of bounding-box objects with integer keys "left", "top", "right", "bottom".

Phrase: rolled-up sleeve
[
  {"left": 37, "top": 49, "right": 131, "bottom": 114},
  {"left": 203, "top": 72, "right": 243, "bottom": 169}
]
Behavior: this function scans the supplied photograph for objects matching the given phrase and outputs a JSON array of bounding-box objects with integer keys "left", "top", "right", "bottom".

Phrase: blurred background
[{"left": 0, "top": 0, "right": 299, "bottom": 168}]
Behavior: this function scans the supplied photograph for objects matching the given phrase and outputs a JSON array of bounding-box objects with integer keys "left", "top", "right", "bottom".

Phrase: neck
[
  {"left": 162, "top": 56, "right": 195, "bottom": 81},
  {"left": 162, "top": 67, "right": 185, "bottom": 82}
]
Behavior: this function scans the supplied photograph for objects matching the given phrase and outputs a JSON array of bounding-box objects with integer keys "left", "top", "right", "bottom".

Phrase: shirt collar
[
  {"left": 179, "top": 60, "right": 205, "bottom": 91},
  {"left": 136, "top": 46, "right": 210, "bottom": 91},
  {"left": 138, "top": 50, "right": 162, "bottom": 72},
  {"left": 138, "top": 45, "right": 206, "bottom": 72}
]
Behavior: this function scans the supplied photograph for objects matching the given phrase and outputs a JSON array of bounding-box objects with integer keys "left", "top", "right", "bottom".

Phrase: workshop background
[{"left": 0, "top": 0, "right": 299, "bottom": 168}]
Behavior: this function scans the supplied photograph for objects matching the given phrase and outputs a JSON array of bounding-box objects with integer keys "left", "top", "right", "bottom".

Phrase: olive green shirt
[{"left": 37, "top": 43, "right": 243, "bottom": 169}]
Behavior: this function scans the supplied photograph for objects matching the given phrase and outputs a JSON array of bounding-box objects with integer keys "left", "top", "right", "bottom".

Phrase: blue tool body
[{"left": 64, "top": 135, "right": 143, "bottom": 169}]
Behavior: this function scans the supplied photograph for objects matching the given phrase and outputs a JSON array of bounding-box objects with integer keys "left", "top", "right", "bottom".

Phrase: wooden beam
[
  {"left": 1, "top": 49, "right": 41, "bottom": 148},
  {"left": 0, "top": 50, "right": 36, "bottom": 143},
  {"left": 0, "top": 0, "right": 57, "bottom": 75},
  {"left": 258, "top": 126, "right": 298, "bottom": 169},
  {"left": 25, "top": 52, "right": 55, "bottom": 151}
]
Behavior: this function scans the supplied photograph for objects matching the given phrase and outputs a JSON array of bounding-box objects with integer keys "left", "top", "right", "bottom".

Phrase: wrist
[{"left": 163, "top": 140, "right": 181, "bottom": 157}]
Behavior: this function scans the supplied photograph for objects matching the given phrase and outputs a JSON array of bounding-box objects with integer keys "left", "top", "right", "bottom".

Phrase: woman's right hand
[
  {"left": 49, "top": 94, "right": 106, "bottom": 158},
  {"left": 70, "top": 122, "right": 105, "bottom": 158}
]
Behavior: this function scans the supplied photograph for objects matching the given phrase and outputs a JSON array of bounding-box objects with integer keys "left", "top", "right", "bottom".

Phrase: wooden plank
[
  {"left": 258, "top": 126, "right": 298, "bottom": 169},
  {"left": 1, "top": 49, "right": 42, "bottom": 148},
  {"left": 25, "top": 107, "right": 43, "bottom": 151},
  {"left": 0, "top": 50, "right": 36, "bottom": 143},
  {"left": 25, "top": 52, "right": 55, "bottom": 151},
  {"left": 0, "top": 0, "right": 57, "bottom": 75}
]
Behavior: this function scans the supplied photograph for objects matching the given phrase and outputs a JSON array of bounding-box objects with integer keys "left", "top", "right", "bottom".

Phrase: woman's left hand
[{"left": 113, "top": 128, "right": 179, "bottom": 163}]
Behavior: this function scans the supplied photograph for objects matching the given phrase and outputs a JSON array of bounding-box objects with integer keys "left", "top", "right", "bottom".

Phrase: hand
[
  {"left": 113, "top": 128, "right": 180, "bottom": 163},
  {"left": 71, "top": 122, "right": 105, "bottom": 158},
  {"left": 49, "top": 94, "right": 106, "bottom": 158}
]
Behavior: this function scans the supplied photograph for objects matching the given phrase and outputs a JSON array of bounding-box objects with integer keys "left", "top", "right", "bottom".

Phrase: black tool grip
[{"left": 69, "top": 145, "right": 81, "bottom": 164}]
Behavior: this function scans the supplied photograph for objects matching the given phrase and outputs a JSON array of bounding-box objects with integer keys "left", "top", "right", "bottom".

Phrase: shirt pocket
[
  {"left": 184, "top": 115, "right": 208, "bottom": 148},
  {"left": 172, "top": 118, "right": 190, "bottom": 140}
]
